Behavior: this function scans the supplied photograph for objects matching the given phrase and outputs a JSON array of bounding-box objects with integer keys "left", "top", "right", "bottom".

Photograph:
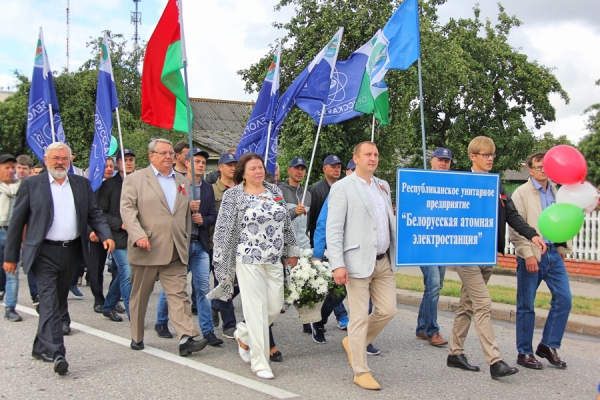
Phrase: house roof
[
  {"left": 502, "top": 166, "right": 529, "bottom": 181},
  {"left": 190, "top": 98, "right": 254, "bottom": 155}
]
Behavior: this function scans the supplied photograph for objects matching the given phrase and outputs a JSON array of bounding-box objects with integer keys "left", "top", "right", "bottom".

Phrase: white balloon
[{"left": 556, "top": 181, "right": 599, "bottom": 213}]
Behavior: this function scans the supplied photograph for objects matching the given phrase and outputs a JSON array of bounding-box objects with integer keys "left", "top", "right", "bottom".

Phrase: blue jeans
[
  {"left": 0, "top": 229, "right": 19, "bottom": 309},
  {"left": 103, "top": 249, "right": 132, "bottom": 317},
  {"left": 516, "top": 246, "right": 572, "bottom": 354},
  {"left": 333, "top": 302, "right": 348, "bottom": 320},
  {"left": 211, "top": 274, "right": 238, "bottom": 330},
  {"left": 156, "top": 241, "right": 214, "bottom": 335},
  {"left": 416, "top": 266, "right": 446, "bottom": 337}
]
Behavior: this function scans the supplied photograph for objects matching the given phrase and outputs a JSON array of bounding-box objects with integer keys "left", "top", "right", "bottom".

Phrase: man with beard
[{"left": 3, "top": 142, "right": 114, "bottom": 375}]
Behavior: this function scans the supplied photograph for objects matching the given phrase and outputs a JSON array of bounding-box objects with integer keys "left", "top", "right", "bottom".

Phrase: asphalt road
[{"left": 1, "top": 271, "right": 599, "bottom": 399}]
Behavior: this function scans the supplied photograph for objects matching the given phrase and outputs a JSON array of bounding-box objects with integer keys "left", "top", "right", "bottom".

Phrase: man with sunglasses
[
  {"left": 447, "top": 136, "right": 547, "bottom": 380},
  {"left": 509, "top": 152, "right": 572, "bottom": 370}
]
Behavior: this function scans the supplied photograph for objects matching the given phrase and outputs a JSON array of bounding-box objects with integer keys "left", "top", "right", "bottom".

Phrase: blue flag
[
  {"left": 89, "top": 33, "right": 119, "bottom": 191},
  {"left": 26, "top": 27, "right": 66, "bottom": 164},
  {"left": 297, "top": 38, "right": 376, "bottom": 125},
  {"left": 382, "top": 0, "right": 421, "bottom": 70}
]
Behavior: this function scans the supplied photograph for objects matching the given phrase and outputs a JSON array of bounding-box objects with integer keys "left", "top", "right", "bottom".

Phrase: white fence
[{"left": 504, "top": 210, "right": 600, "bottom": 261}]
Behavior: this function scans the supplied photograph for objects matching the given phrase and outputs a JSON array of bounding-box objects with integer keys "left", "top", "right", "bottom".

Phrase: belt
[
  {"left": 190, "top": 234, "right": 200, "bottom": 242},
  {"left": 44, "top": 238, "right": 80, "bottom": 247},
  {"left": 376, "top": 252, "right": 387, "bottom": 260}
]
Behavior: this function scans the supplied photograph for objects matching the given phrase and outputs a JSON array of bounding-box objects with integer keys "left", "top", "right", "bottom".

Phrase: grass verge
[{"left": 396, "top": 274, "right": 600, "bottom": 318}]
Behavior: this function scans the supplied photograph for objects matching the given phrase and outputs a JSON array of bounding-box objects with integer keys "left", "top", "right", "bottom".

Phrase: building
[{"left": 0, "top": 90, "right": 15, "bottom": 102}]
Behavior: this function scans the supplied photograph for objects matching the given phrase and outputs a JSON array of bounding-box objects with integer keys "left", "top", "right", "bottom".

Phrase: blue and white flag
[
  {"left": 88, "top": 33, "right": 119, "bottom": 191},
  {"left": 297, "top": 37, "right": 375, "bottom": 125},
  {"left": 26, "top": 27, "right": 66, "bottom": 164},
  {"left": 236, "top": 44, "right": 281, "bottom": 173}
]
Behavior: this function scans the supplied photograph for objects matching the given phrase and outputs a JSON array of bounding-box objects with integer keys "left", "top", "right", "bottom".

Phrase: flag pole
[
  {"left": 49, "top": 103, "right": 56, "bottom": 143},
  {"left": 302, "top": 103, "right": 326, "bottom": 204},
  {"left": 178, "top": 0, "right": 197, "bottom": 200},
  {"left": 264, "top": 120, "right": 273, "bottom": 168},
  {"left": 115, "top": 108, "right": 126, "bottom": 178},
  {"left": 371, "top": 113, "right": 376, "bottom": 142},
  {"left": 418, "top": 57, "right": 427, "bottom": 169}
]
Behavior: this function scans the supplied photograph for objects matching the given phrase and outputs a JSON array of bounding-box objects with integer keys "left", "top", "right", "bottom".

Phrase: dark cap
[
  {"left": 0, "top": 154, "right": 17, "bottom": 164},
  {"left": 323, "top": 154, "right": 342, "bottom": 166},
  {"left": 432, "top": 147, "right": 453, "bottom": 160},
  {"left": 289, "top": 157, "right": 307, "bottom": 168},
  {"left": 116, "top": 148, "right": 136, "bottom": 159},
  {"left": 346, "top": 159, "right": 356, "bottom": 171},
  {"left": 186, "top": 148, "right": 210, "bottom": 160},
  {"left": 218, "top": 152, "right": 237, "bottom": 164}
]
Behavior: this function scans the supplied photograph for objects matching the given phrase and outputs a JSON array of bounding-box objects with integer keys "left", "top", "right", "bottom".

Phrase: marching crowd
[{"left": 1, "top": 136, "right": 573, "bottom": 390}]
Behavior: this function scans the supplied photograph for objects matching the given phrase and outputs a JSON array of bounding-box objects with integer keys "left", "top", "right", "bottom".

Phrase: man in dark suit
[{"left": 3, "top": 142, "right": 114, "bottom": 375}]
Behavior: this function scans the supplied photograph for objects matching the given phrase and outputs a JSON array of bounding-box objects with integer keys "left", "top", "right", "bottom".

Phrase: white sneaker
[
  {"left": 234, "top": 330, "right": 251, "bottom": 363},
  {"left": 255, "top": 370, "right": 274, "bottom": 379}
]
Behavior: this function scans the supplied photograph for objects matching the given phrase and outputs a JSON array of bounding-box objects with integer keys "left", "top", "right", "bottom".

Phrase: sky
[{"left": 1, "top": 0, "right": 599, "bottom": 143}]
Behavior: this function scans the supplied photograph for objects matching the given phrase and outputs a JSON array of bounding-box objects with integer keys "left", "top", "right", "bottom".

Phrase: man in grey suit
[
  {"left": 3, "top": 142, "right": 114, "bottom": 375},
  {"left": 327, "top": 141, "right": 397, "bottom": 390}
]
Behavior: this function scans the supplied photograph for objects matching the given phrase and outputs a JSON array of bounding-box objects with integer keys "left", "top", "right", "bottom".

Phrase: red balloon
[{"left": 543, "top": 145, "right": 587, "bottom": 185}]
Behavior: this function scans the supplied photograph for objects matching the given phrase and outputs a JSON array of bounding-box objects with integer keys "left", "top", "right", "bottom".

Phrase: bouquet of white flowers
[{"left": 284, "top": 249, "right": 344, "bottom": 323}]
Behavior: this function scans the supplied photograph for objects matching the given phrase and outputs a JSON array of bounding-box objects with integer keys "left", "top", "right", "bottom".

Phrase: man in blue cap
[
  {"left": 307, "top": 155, "right": 342, "bottom": 247},
  {"left": 278, "top": 157, "right": 311, "bottom": 249},
  {"left": 415, "top": 147, "right": 453, "bottom": 347}
]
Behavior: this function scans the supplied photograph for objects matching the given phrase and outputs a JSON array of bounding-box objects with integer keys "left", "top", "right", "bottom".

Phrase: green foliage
[
  {"left": 0, "top": 31, "right": 185, "bottom": 169},
  {"left": 579, "top": 79, "right": 600, "bottom": 187},
  {"left": 534, "top": 132, "right": 574, "bottom": 153},
  {"left": 238, "top": 0, "right": 568, "bottom": 181}
]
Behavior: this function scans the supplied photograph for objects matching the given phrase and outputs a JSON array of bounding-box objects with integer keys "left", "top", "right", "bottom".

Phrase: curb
[
  {"left": 396, "top": 289, "right": 600, "bottom": 338},
  {"left": 490, "top": 267, "right": 600, "bottom": 284}
]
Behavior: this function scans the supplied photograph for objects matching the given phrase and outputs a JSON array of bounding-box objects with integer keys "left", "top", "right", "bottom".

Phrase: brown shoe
[
  {"left": 517, "top": 353, "right": 543, "bottom": 370},
  {"left": 416, "top": 332, "right": 427, "bottom": 340},
  {"left": 535, "top": 344, "right": 567, "bottom": 368},
  {"left": 428, "top": 332, "right": 448, "bottom": 346},
  {"left": 354, "top": 372, "right": 381, "bottom": 390},
  {"left": 342, "top": 336, "right": 352, "bottom": 367}
]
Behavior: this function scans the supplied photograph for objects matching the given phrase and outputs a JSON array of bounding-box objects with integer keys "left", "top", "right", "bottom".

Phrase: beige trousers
[
  {"left": 345, "top": 254, "right": 397, "bottom": 376},
  {"left": 235, "top": 262, "right": 284, "bottom": 373},
  {"left": 129, "top": 247, "right": 198, "bottom": 342},
  {"left": 449, "top": 266, "right": 502, "bottom": 365}
]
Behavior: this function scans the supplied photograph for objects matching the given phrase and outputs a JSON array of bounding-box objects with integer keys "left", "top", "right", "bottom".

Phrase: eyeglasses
[
  {"left": 531, "top": 166, "right": 544, "bottom": 171},
  {"left": 49, "top": 157, "right": 70, "bottom": 163},
  {"left": 474, "top": 153, "right": 496, "bottom": 159},
  {"left": 152, "top": 151, "right": 175, "bottom": 157}
]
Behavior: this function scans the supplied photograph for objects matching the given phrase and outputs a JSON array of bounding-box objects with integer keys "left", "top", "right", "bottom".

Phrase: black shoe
[
  {"left": 103, "top": 310, "right": 123, "bottom": 322},
  {"left": 130, "top": 339, "right": 144, "bottom": 350},
  {"left": 32, "top": 295, "right": 40, "bottom": 306},
  {"left": 447, "top": 354, "right": 480, "bottom": 372},
  {"left": 179, "top": 337, "right": 208, "bottom": 356},
  {"left": 303, "top": 323, "right": 312, "bottom": 334},
  {"left": 4, "top": 308, "right": 23, "bottom": 322},
  {"left": 155, "top": 323, "right": 173, "bottom": 338},
  {"left": 212, "top": 309, "right": 220, "bottom": 327},
  {"left": 311, "top": 323, "right": 326, "bottom": 344},
  {"left": 32, "top": 351, "right": 54, "bottom": 363},
  {"left": 115, "top": 302, "right": 126, "bottom": 314},
  {"left": 54, "top": 356, "right": 69, "bottom": 375},
  {"left": 204, "top": 331, "right": 224, "bottom": 346},
  {"left": 270, "top": 350, "right": 283, "bottom": 362},
  {"left": 62, "top": 324, "right": 71, "bottom": 336},
  {"left": 535, "top": 343, "right": 567, "bottom": 368},
  {"left": 93, "top": 304, "right": 104, "bottom": 313},
  {"left": 490, "top": 360, "right": 519, "bottom": 379}
]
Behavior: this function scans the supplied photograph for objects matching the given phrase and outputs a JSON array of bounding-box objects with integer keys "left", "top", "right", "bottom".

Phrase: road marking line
[{"left": 16, "top": 305, "right": 299, "bottom": 399}]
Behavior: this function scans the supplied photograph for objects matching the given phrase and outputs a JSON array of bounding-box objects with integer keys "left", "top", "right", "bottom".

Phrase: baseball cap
[
  {"left": 0, "top": 154, "right": 17, "bottom": 164},
  {"left": 289, "top": 157, "right": 307, "bottom": 168},
  {"left": 346, "top": 159, "right": 356, "bottom": 171},
  {"left": 323, "top": 155, "right": 342, "bottom": 166},
  {"left": 218, "top": 152, "right": 237, "bottom": 164},
  {"left": 116, "top": 148, "right": 136, "bottom": 159},
  {"left": 186, "top": 148, "right": 210, "bottom": 160},
  {"left": 431, "top": 147, "right": 453, "bottom": 160}
]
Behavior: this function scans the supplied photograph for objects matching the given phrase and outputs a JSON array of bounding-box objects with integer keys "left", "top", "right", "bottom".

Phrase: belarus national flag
[
  {"left": 141, "top": 0, "right": 191, "bottom": 132},
  {"left": 89, "top": 33, "right": 119, "bottom": 191},
  {"left": 26, "top": 27, "right": 66, "bottom": 164}
]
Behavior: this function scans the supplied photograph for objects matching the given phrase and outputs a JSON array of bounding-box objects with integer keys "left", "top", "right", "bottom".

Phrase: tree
[
  {"left": 238, "top": 0, "right": 568, "bottom": 186},
  {"left": 534, "top": 132, "right": 574, "bottom": 153},
  {"left": 0, "top": 32, "right": 186, "bottom": 169},
  {"left": 579, "top": 79, "right": 600, "bottom": 187}
]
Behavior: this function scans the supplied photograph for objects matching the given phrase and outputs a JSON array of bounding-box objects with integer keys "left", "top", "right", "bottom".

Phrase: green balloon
[
  {"left": 108, "top": 136, "right": 118, "bottom": 157},
  {"left": 538, "top": 203, "right": 584, "bottom": 243}
]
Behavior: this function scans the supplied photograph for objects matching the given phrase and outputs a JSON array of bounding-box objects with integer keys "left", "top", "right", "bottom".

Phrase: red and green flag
[{"left": 141, "top": 0, "right": 191, "bottom": 132}]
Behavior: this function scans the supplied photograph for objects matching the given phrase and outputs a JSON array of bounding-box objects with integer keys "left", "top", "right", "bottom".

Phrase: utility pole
[
  {"left": 131, "top": 0, "right": 142, "bottom": 47},
  {"left": 66, "top": 0, "right": 70, "bottom": 73}
]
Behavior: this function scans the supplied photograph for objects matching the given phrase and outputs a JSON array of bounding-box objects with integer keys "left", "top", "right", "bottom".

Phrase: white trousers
[{"left": 236, "top": 262, "right": 283, "bottom": 373}]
